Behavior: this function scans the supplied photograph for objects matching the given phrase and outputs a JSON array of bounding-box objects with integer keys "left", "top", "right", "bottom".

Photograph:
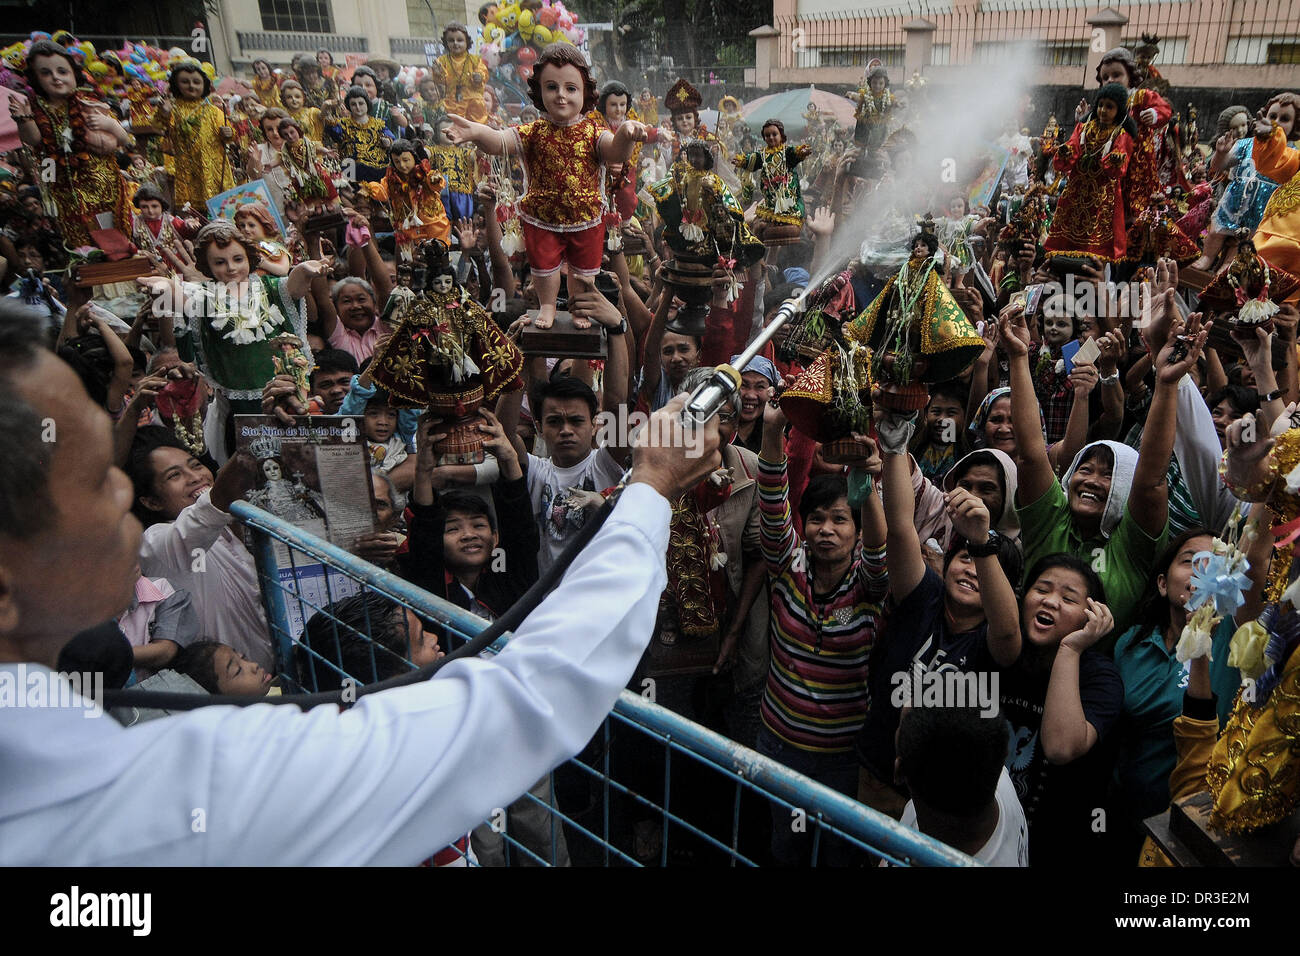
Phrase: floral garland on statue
[
  {"left": 282, "top": 138, "right": 329, "bottom": 198},
  {"left": 1176, "top": 505, "right": 1256, "bottom": 662},
  {"left": 490, "top": 152, "right": 524, "bottom": 256},
  {"left": 196, "top": 279, "right": 287, "bottom": 345},
  {"left": 856, "top": 89, "right": 894, "bottom": 122}
]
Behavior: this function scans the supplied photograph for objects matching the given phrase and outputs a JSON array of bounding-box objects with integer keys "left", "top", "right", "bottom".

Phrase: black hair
[
  {"left": 344, "top": 85, "right": 372, "bottom": 113},
  {"left": 57, "top": 620, "right": 135, "bottom": 690},
  {"left": 311, "top": 348, "right": 359, "bottom": 381},
  {"left": 56, "top": 335, "right": 114, "bottom": 408},
  {"left": 298, "top": 592, "right": 417, "bottom": 690},
  {"left": 364, "top": 388, "right": 393, "bottom": 410},
  {"left": 897, "top": 706, "right": 1009, "bottom": 817},
  {"left": 535, "top": 374, "right": 599, "bottom": 421},
  {"left": 0, "top": 304, "right": 56, "bottom": 540},
  {"left": 1095, "top": 48, "right": 1139, "bottom": 88},
  {"left": 1076, "top": 442, "right": 1115, "bottom": 472},
  {"left": 910, "top": 231, "right": 939, "bottom": 257},
  {"left": 760, "top": 117, "right": 786, "bottom": 142},
  {"left": 764, "top": 281, "right": 800, "bottom": 318},
  {"left": 388, "top": 138, "right": 423, "bottom": 162},
  {"left": 1094, "top": 82, "right": 1139, "bottom": 138},
  {"left": 598, "top": 81, "right": 630, "bottom": 115},
  {"left": 168, "top": 59, "right": 212, "bottom": 99},
  {"left": 941, "top": 532, "right": 1023, "bottom": 587},
  {"left": 172, "top": 640, "right": 223, "bottom": 693},
  {"left": 1129, "top": 527, "right": 1215, "bottom": 647},
  {"left": 1206, "top": 384, "right": 1260, "bottom": 419},
  {"left": 440, "top": 488, "right": 496, "bottom": 531},
  {"left": 127, "top": 425, "right": 218, "bottom": 526},
  {"left": 799, "top": 474, "right": 859, "bottom": 530},
  {"left": 1023, "top": 552, "right": 1107, "bottom": 605}
]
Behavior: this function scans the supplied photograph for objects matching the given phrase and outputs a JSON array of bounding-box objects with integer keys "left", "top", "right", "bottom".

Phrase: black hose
[{"left": 101, "top": 488, "right": 624, "bottom": 713}]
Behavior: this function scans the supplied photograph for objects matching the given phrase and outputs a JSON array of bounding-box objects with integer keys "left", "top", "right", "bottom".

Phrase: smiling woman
[{"left": 129, "top": 427, "right": 275, "bottom": 672}]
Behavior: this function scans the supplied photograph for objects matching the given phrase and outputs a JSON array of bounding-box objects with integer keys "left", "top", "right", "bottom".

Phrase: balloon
[
  {"left": 481, "top": 43, "right": 500, "bottom": 70},
  {"left": 516, "top": 45, "right": 537, "bottom": 68},
  {"left": 483, "top": 24, "right": 506, "bottom": 46},
  {"left": 518, "top": 9, "right": 535, "bottom": 39},
  {"left": 563, "top": 27, "right": 580, "bottom": 44},
  {"left": 517, "top": 64, "right": 532, "bottom": 81},
  {"left": 557, "top": 12, "right": 573, "bottom": 30},
  {"left": 531, "top": 25, "right": 554, "bottom": 45},
  {"left": 201, "top": 62, "right": 216, "bottom": 80},
  {"left": 538, "top": 2, "right": 558, "bottom": 28}
]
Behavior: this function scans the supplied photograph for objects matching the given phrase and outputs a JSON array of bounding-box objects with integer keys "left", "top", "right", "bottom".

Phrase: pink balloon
[{"left": 481, "top": 44, "right": 500, "bottom": 70}]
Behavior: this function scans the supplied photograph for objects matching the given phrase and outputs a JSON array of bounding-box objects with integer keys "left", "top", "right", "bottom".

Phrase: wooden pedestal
[
  {"left": 517, "top": 310, "right": 608, "bottom": 359},
  {"left": 1144, "top": 790, "right": 1300, "bottom": 867},
  {"left": 72, "top": 256, "right": 155, "bottom": 289}
]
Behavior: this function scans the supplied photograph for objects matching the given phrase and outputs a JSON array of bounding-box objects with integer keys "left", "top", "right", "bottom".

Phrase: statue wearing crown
[{"left": 367, "top": 239, "right": 524, "bottom": 465}]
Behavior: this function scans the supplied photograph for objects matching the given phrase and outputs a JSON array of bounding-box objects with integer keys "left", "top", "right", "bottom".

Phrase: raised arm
[
  {"left": 1042, "top": 600, "right": 1114, "bottom": 764},
  {"left": 946, "top": 488, "right": 1021, "bottom": 667},
  {"left": 1133, "top": 311, "right": 1211, "bottom": 537},
  {"left": 1000, "top": 302, "right": 1054, "bottom": 505},
  {"left": 877, "top": 413, "right": 925, "bottom": 602},
  {"left": 443, "top": 113, "right": 510, "bottom": 156}
]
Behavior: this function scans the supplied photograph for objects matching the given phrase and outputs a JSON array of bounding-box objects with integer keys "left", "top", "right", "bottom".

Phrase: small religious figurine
[
  {"left": 1198, "top": 235, "right": 1299, "bottom": 328},
  {"left": 1090, "top": 46, "right": 1186, "bottom": 232},
  {"left": 130, "top": 183, "right": 188, "bottom": 255},
  {"left": 279, "top": 80, "right": 326, "bottom": 143},
  {"left": 1189, "top": 106, "right": 1267, "bottom": 271},
  {"left": 325, "top": 85, "right": 394, "bottom": 183},
  {"left": 1044, "top": 83, "right": 1135, "bottom": 265},
  {"left": 250, "top": 58, "right": 281, "bottom": 109},
  {"left": 427, "top": 113, "right": 480, "bottom": 222},
  {"left": 731, "top": 118, "right": 811, "bottom": 243},
  {"left": 717, "top": 94, "right": 745, "bottom": 151},
  {"left": 154, "top": 59, "right": 235, "bottom": 209},
  {"left": 233, "top": 201, "right": 292, "bottom": 276},
  {"left": 291, "top": 52, "right": 339, "bottom": 113},
  {"left": 444, "top": 43, "right": 648, "bottom": 329},
  {"left": 1247, "top": 92, "right": 1300, "bottom": 302},
  {"left": 852, "top": 66, "right": 898, "bottom": 150},
  {"left": 368, "top": 239, "right": 524, "bottom": 464},
  {"left": 1124, "top": 191, "right": 1200, "bottom": 266},
  {"left": 316, "top": 49, "right": 342, "bottom": 85},
  {"left": 432, "top": 22, "right": 489, "bottom": 123},
  {"left": 269, "top": 332, "right": 312, "bottom": 408},
  {"left": 408, "top": 73, "right": 444, "bottom": 130},
  {"left": 279, "top": 118, "right": 342, "bottom": 217},
  {"left": 937, "top": 195, "right": 980, "bottom": 272},
  {"left": 636, "top": 87, "right": 659, "bottom": 128},
  {"left": 650, "top": 139, "right": 765, "bottom": 335},
  {"left": 9, "top": 39, "right": 134, "bottom": 248},
  {"left": 845, "top": 231, "right": 984, "bottom": 412},
  {"left": 368, "top": 139, "right": 450, "bottom": 261},
  {"left": 592, "top": 80, "right": 653, "bottom": 226}
]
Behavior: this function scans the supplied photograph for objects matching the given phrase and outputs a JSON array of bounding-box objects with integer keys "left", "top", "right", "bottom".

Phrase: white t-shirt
[
  {"left": 526, "top": 448, "right": 625, "bottom": 575},
  {"left": 900, "top": 767, "right": 1029, "bottom": 866}
]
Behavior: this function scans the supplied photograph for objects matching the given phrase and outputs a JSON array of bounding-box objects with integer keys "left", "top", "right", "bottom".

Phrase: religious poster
[{"left": 207, "top": 179, "right": 289, "bottom": 238}]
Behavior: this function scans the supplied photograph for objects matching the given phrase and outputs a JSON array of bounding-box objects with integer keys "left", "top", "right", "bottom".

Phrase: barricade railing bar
[{"left": 231, "top": 500, "right": 976, "bottom": 867}]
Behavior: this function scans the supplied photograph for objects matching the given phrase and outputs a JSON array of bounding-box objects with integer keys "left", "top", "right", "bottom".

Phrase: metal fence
[
  {"left": 230, "top": 499, "right": 976, "bottom": 868},
  {"left": 775, "top": 0, "right": 1300, "bottom": 71}
]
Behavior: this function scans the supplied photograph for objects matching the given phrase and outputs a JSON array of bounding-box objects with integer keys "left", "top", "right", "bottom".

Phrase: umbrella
[
  {"left": 217, "top": 77, "right": 253, "bottom": 99},
  {"left": 742, "top": 86, "right": 855, "bottom": 140}
]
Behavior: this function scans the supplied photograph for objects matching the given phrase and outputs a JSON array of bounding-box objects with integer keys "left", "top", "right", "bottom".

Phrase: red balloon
[
  {"left": 516, "top": 45, "right": 537, "bottom": 68},
  {"left": 517, "top": 64, "right": 533, "bottom": 80}
]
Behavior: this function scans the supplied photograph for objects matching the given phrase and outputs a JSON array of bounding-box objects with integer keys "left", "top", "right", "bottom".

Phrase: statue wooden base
[
  {"left": 303, "top": 212, "right": 346, "bottom": 235},
  {"left": 72, "top": 255, "right": 155, "bottom": 289},
  {"left": 517, "top": 310, "right": 608, "bottom": 359},
  {"left": 1205, "top": 321, "right": 1290, "bottom": 369},
  {"left": 1144, "top": 790, "right": 1300, "bottom": 866},
  {"left": 1178, "top": 265, "right": 1215, "bottom": 293}
]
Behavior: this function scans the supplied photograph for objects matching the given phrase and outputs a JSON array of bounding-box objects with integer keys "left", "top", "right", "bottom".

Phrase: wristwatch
[
  {"left": 1099, "top": 372, "right": 1120, "bottom": 386},
  {"left": 965, "top": 530, "right": 1003, "bottom": 558},
  {"left": 606, "top": 317, "right": 628, "bottom": 336}
]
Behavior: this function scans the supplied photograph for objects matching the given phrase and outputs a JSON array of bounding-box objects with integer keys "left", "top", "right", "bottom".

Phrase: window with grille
[{"left": 259, "top": 0, "right": 334, "bottom": 33}]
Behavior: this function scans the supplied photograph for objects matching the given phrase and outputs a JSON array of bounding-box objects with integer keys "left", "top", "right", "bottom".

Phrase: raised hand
[
  {"left": 945, "top": 486, "right": 991, "bottom": 542},
  {"left": 1060, "top": 598, "right": 1114, "bottom": 653},
  {"left": 998, "top": 300, "right": 1032, "bottom": 358},
  {"left": 1155, "top": 311, "right": 1210, "bottom": 385},
  {"left": 1068, "top": 361, "right": 1099, "bottom": 396}
]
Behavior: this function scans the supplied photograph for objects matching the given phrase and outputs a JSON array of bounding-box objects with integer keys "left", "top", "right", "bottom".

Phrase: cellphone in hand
[{"left": 1023, "top": 283, "right": 1046, "bottom": 319}]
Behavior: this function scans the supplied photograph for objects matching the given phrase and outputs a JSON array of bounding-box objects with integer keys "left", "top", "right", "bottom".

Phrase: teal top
[{"left": 1111, "top": 618, "right": 1241, "bottom": 825}]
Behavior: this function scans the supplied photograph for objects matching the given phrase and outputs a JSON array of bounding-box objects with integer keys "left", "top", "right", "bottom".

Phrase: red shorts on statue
[{"left": 521, "top": 221, "right": 604, "bottom": 277}]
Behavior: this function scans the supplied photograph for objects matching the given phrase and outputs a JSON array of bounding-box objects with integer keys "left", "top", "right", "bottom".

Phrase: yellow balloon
[
  {"left": 484, "top": 25, "right": 506, "bottom": 45},
  {"left": 532, "top": 24, "right": 555, "bottom": 45},
  {"left": 201, "top": 62, "right": 215, "bottom": 79}
]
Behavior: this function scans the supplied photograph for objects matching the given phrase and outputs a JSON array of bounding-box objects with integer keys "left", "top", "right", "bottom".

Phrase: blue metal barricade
[{"left": 232, "top": 500, "right": 977, "bottom": 867}]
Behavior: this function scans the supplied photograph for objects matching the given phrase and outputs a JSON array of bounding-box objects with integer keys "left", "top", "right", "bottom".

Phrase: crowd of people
[{"left": 2, "top": 22, "right": 1299, "bottom": 869}]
